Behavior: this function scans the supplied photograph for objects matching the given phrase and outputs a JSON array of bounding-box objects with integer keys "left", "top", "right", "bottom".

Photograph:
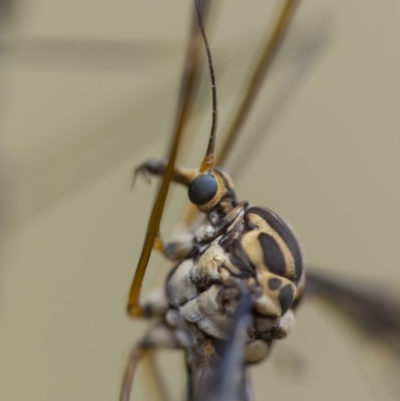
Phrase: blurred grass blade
[{"left": 0, "top": 38, "right": 185, "bottom": 72}]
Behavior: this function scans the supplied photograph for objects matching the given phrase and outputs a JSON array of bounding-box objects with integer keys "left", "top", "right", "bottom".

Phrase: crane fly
[
  {"left": 1, "top": 1, "right": 400, "bottom": 401},
  {"left": 121, "top": 1, "right": 400, "bottom": 401}
]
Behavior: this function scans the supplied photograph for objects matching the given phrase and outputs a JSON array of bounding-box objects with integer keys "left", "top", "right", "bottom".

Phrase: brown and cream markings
[{"left": 137, "top": 161, "right": 305, "bottom": 367}]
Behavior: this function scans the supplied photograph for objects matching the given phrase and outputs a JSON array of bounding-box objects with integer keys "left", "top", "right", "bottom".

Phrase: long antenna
[
  {"left": 180, "top": 0, "right": 301, "bottom": 227},
  {"left": 194, "top": 0, "right": 218, "bottom": 173}
]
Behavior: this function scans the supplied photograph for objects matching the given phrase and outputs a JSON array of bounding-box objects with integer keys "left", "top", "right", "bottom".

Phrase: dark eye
[{"left": 188, "top": 175, "right": 218, "bottom": 205}]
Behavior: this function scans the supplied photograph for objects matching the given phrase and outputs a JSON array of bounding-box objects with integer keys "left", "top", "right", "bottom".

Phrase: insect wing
[
  {"left": 197, "top": 294, "right": 253, "bottom": 401},
  {"left": 305, "top": 269, "right": 400, "bottom": 399}
]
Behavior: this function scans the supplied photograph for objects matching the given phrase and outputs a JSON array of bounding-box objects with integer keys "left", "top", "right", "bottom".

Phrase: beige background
[{"left": 1, "top": 0, "right": 400, "bottom": 400}]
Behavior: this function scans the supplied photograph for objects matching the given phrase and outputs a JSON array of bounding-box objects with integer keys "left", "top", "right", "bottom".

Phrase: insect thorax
[{"left": 164, "top": 200, "right": 304, "bottom": 366}]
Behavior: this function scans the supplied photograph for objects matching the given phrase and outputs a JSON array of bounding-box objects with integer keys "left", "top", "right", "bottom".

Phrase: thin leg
[
  {"left": 127, "top": 0, "right": 212, "bottom": 317},
  {"left": 120, "top": 345, "right": 146, "bottom": 401},
  {"left": 134, "top": 158, "right": 198, "bottom": 187},
  {"left": 120, "top": 323, "right": 183, "bottom": 401},
  {"left": 153, "top": 231, "right": 195, "bottom": 261},
  {"left": 179, "top": 0, "right": 302, "bottom": 228},
  {"left": 143, "top": 350, "right": 172, "bottom": 401}
]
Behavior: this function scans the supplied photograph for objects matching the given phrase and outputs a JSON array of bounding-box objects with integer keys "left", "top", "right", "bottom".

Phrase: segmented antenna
[{"left": 194, "top": 0, "right": 218, "bottom": 172}]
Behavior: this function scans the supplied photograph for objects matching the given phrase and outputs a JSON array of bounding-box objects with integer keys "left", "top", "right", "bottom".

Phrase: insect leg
[
  {"left": 142, "top": 350, "right": 172, "bottom": 401},
  {"left": 126, "top": 0, "right": 211, "bottom": 318},
  {"left": 133, "top": 158, "right": 198, "bottom": 188},
  {"left": 133, "top": 159, "right": 203, "bottom": 260},
  {"left": 180, "top": 0, "right": 302, "bottom": 229},
  {"left": 120, "top": 322, "right": 181, "bottom": 401},
  {"left": 120, "top": 344, "right": 146, "bottom": 401},
  {"left": 119, "top": 346, "right": 171, "bottom": 401},
  {"left": 153, "top": 231, "right": 197, "bottom": 262},
  {"left": 216, "top": 0, "right": 301, "bottom": 167}
]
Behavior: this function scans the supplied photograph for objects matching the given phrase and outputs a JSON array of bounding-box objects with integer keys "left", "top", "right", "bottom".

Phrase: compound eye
[{"left": 188, "top": 174, "right": 218, "bottom": 205}]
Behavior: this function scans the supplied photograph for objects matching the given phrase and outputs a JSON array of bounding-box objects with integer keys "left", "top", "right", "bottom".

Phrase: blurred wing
[
  {"left": 199, "top": 294, "right": 253, "bottom": 401},
  {"left": 306, "top": 268, "right": 400, "bottom": 399}
]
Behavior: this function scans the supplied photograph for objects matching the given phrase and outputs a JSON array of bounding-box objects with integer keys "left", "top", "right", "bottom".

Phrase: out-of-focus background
[{"left": 1, "top": 0, "right": 400, "bottom": 400}]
